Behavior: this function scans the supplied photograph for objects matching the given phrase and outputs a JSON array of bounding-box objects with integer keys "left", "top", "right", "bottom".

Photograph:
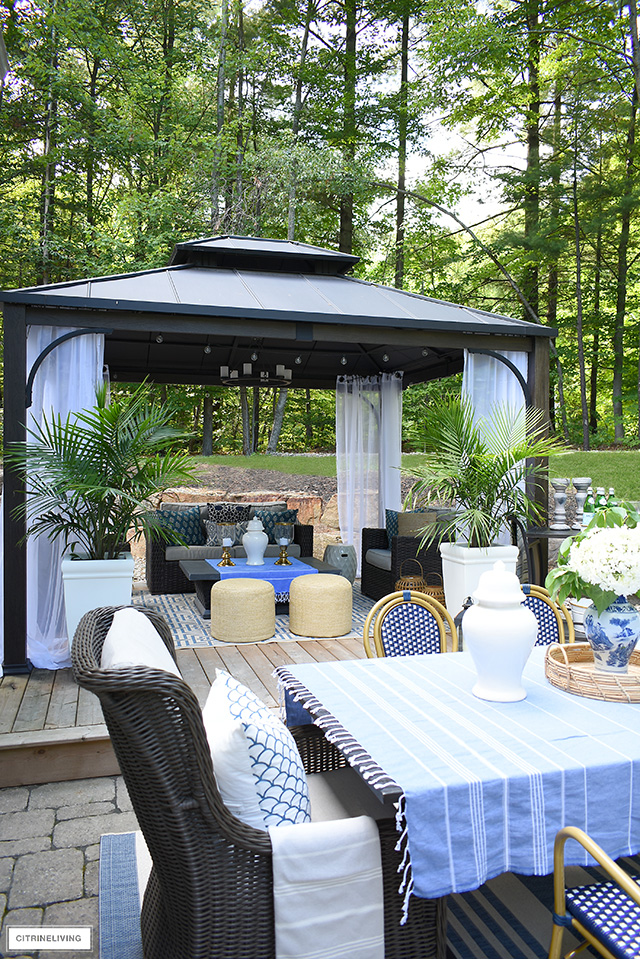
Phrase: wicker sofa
[
  {"left": 146, "top": 500, "right": 314, "bottom": 595},
  {"left": 72, "top": 606, "right": 447, "bottom": 959}
]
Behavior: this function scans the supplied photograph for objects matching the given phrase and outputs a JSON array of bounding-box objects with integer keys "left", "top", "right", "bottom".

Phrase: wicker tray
[{"left": 545, "top": 643, "right": 640, "bottom": 702}]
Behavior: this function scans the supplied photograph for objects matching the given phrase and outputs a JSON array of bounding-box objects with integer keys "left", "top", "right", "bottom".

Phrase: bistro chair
[
  {"left": 521, "top": 584, "right": 576, "bottom": 645},
  {"left": 548, "top": 826, "right": 640, "bottom": 959},
  {"left": 363, "top": 589, "right": 458, "bottom": 658},
  {"left": 73, "top": 605, "right": 446, "bottom": 959}
]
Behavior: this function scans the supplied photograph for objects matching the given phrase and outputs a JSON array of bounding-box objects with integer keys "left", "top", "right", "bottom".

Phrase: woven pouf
[
  {"left": 289, "top": 574, "right": 353, "bottom": 637},
  {"left": 210, "top": 579, "right": 275, "bottom": 642}
]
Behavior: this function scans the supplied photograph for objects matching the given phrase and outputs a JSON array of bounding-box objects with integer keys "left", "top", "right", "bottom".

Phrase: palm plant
[
  {"left": 404, "top": 395, "right": 565, "bottom": 549},
  {"left": 7, "top": 383, "right": 198, "bottom": 559}
]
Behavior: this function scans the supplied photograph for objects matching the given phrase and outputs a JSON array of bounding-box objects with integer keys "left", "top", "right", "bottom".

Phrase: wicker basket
[
  {"left": 545, "top": 642, "right": 640, "bottom": 702},
  {"left": 395, "top": 561, "right": 446, "bottom": 606}
]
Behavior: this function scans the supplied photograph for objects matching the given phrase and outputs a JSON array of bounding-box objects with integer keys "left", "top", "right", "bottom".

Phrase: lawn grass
[
  {"left": 549, "top": 451, "right": 640, "bottom": 502},
  {"left": 197, "top": 450, "right": 640, "bottom": 500}
]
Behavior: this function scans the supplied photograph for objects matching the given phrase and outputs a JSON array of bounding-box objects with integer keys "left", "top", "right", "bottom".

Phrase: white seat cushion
[{"left": 100, "top": 607, "right": 181, "bottom": 677}]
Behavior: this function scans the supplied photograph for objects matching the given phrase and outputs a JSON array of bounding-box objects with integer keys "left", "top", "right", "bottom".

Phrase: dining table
[{"left": 276, "top": 646, "right": 640, "bottom": 911}]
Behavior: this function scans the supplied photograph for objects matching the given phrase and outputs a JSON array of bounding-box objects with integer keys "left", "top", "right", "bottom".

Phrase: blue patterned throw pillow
[
  {"left": 207, "top": 502, "right": 252, "bottom": 524},
  {"left": 253, "top": 508, "right": 298, "bottom": 544},
  {"left": 214, "top": 671, "right": 310, "bottom": 827},
  {"left": 158, "top": 506, "right": 204, "bottom": 545}
]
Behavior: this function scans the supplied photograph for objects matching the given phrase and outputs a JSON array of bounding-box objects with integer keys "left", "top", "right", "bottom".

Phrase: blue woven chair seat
[
  {"left": 566, "top": 876, "right": 640, "bottom": 959},
  {"left": 379, "top": 602, "right": 442, "bottom": 655}
]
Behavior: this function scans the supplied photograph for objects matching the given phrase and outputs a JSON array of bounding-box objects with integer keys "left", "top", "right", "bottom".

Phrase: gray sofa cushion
[{"left": 364, "top": 548, "right": 392, "bottom": 572}]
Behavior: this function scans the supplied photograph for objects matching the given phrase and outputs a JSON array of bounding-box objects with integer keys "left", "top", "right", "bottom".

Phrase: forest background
[{"left": 0, "top": 0, "right": 639, "bottom": 455}]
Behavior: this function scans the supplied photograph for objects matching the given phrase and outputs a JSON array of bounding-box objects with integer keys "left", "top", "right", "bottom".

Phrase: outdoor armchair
[
  {"left": 521, "top": 584, "right": 576, "bottom": 645},
  {"left": 361, "top": 527, "right": 444, "bottom": 602},
  {"left": 72, "top": 605, "right": 446, "bottom": 959}
]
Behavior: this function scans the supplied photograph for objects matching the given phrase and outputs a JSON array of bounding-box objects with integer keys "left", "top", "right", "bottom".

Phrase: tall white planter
[
  {"left": 61, "top": 553, "right": 135, "bottom": 642},
  {"left": 439, "top": 542, "right": 519, "bottom": 617}
]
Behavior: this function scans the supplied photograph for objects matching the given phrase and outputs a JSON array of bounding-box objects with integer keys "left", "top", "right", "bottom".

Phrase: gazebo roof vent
[{"left": 169, "top": 235, "right": 360, "bottom": 275}]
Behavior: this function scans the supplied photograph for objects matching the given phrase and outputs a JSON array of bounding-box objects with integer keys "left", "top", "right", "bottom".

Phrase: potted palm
[
  {"left": 7, "top": 383, "right": 198, "bottom": 639},
  {"left": 404, "top": 394, "right": 564, "bottom": 614}
]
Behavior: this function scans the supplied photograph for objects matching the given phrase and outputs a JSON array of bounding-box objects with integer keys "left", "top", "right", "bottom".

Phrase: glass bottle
[
  {"left": 607, "top": 488, "right": 617, "bottom": 507},
  {"left": 596, "top": 487, "right": 607, "bottom": 510},
  {"left": 582, "top": 488, "right": 595, "bottom": 528}
]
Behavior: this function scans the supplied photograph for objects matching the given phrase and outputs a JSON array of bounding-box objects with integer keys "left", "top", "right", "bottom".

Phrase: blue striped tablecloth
[{"left": 277, "top": 647, "right": 640, "bottom": 900}]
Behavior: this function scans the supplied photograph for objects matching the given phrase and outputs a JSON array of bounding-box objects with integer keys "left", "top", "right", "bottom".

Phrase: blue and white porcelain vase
[{"left": 583, "top": 596, "right": 640, "bottom": 673}]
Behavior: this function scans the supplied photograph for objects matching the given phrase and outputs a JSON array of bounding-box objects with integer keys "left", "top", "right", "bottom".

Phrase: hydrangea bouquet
[{"left": 546, "top": 505, "right": 640, "bottom": 614}]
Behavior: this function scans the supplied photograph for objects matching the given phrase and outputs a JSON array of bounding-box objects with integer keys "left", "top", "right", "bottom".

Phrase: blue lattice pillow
[
  {"left": 209, "top": 671, "right": 310, "bottom": 828},
  {"left": 207, "top": 502, "right": 252, "bottom": 524},
  {"left": 205, "top": 521, "right": 248, "bottom": 547},
  {"left": 158, "top": 506, "right": 204, "bottom": 545},
  {"left": 253, "top": 509, "right": 298, "bottom": 544}
]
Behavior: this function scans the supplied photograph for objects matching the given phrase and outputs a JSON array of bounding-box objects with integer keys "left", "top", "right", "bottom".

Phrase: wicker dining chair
[
  {"left": 548, "top": 826, "right": 640, "bottom": 959},
  {"left": 72, "top": 605, "right": 447, "bottom": 959},
  {"left": 363, "top": 589, "right": 458, "bottom": 658},
  {"left": 521, "top": 584, "right": 576, "bottom": 645}
]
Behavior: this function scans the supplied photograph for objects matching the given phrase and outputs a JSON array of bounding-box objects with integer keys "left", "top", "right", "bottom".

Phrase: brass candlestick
[
  {"left": 217, "top": 545, "right": 235, "bottom": 567},
  {"left": 274, "top": 543, "right": 292, "bottom": 566}
]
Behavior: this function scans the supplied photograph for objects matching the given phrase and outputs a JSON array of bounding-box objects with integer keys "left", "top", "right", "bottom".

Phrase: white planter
[
  {"left": 61, "top": 553, "right": 135, "bottom": 642},
  {"left": 439, "top": 541, "right": 519, "bottom": 617}
]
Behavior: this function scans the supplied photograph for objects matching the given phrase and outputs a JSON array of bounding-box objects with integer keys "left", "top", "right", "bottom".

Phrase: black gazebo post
[{"left": 3, "top": 303, "right": 30, "bottom": 673}]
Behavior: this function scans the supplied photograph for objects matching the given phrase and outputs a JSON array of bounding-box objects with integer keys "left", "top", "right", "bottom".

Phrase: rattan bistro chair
[
  {"left": 72, "top": 606, "right": 446, "bottom": 959},
  {"left": 548, "top": 826, "right": 640, "bottom": 959},
  {"left": 521, "top": 584, "right": 576, "bottom": 645},
  {"left": 364, "top": 590, "right": 458, "bottom": 658}
]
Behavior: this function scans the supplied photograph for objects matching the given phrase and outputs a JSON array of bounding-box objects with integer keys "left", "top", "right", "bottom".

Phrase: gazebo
[{"left": 1, "top": 235, "right": 555, "bottom": 671}]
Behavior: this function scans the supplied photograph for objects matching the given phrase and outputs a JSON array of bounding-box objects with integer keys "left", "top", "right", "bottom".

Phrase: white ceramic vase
[
  {"left": 61, "top": 552, "right": 135, "bottom": 642},
  {"left": 242, "top": 518, "right": 269, "bottom": 565},
  {"left": 462, "top": 561, "right": 538, "bottom": 702},
  {"left": 439, "top": 541, "right": 519, "bottom": 617}
]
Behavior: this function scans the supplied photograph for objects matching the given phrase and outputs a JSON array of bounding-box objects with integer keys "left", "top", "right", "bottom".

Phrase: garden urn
[{"left": 463, "top": 561, "right": 538, "bottom": 702}]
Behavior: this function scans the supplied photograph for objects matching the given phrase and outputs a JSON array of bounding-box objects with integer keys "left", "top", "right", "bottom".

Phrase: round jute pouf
[
  {"left": 210, "top": 579, "right": 275, "bottom": 642},
  {"left": 289, "top": 574, "right": 353, "bottom": 638}
]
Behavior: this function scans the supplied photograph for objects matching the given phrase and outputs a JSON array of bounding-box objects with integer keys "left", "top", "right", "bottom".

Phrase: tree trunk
[
  {"left": 287, "top": 0, "right": 312, "bottom": 241},
  {"left": 211, "top": 0, "right": 228, "bottom": 229},
  {"left": 339, "top": 0, "right": 357, "bottom": 254},
  {"left": 522, "top": 0, "right": 541, "bottom": 320},
  {"left": 202, "top": 393, "right": 213, "bottom": 456},
  {"left": 267, "top": 389, "right": 288, "bottom": 453},
  {"left": 572, "top": 143, "right": 590, "bottom": 450},
  {"left": 395, "top": 9, "right": 409, "bottom": 289},
  {"left": 590, "top": 226, "right": 602, "bottom": 436},
  {"left": 305, "top": 388, "right": 313, "bottom": 444},
  {"left": 240, "top": 386, "right": 251, "bottom": 455},
  {"left": 612, "top": 83, "right": 638, "bottom": 442},
  {"left": 39, "top": 0, "right": 58, "bottom": 285},
  {"left": 251, "top": 385, "right": 259, "bottom": 453}
]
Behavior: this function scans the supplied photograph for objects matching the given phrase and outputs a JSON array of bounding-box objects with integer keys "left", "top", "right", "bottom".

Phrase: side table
[{"left": 322, "top": 544, "right": 357, "bottom": 583}]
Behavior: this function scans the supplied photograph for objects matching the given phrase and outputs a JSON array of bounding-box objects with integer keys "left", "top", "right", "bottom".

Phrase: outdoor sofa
[{"left": 146, "top": 500, "right": 314, "bottom": 595}]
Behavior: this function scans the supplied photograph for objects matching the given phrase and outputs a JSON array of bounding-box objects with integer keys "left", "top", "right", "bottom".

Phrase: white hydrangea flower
[{"left": 569, "top": 525, "right": 640, "bottom": 597}]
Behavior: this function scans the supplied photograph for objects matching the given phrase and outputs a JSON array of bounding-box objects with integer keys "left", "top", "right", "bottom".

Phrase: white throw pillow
[
  {"left": 100, "top": 607, "right": 181, "bottom": 677},
  {"left": 202, "top": 670, "right": 311, "bottom": 828},
  {"left": 202, "top": 676, "right": 266, "bottom": 830}
]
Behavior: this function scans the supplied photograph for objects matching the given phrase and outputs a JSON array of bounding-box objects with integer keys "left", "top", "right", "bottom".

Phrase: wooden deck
[{"left": 0, "top": 636, "right": 366, "bottom": 787}]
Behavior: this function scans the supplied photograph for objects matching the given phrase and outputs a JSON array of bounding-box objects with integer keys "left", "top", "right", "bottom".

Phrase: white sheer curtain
[
  {"left": 336, "top": 373, "right": 403, "bottom": 575},
  {"left": 0, "top": 327, "right": 105, "bottom": 671},
  {"left": 462, "top": 350, "right": 529, "bottom": 416},
  {"left": 462, "top": 349, "right": 529, "bottom": 545}
]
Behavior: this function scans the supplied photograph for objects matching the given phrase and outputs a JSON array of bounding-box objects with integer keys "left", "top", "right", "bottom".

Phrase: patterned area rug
[{"left": 132, "top": 580, "right": 375, "bottom": 648}]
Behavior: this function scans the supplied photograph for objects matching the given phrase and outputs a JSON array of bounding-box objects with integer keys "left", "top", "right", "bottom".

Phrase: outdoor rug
[
  {"left": 132, "top": 580, "right": 375, "bottom": 648},
  {"left": 100, "top": 831, "right": 636, "bottom": 958}
]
